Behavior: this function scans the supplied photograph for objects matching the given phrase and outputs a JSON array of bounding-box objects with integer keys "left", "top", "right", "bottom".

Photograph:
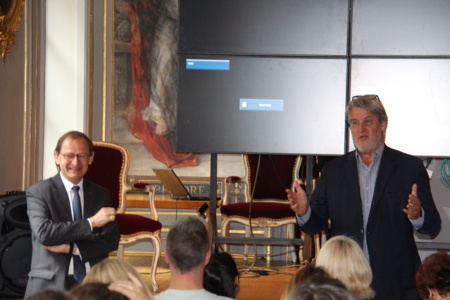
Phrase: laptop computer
[{"left": 152, "top": 168, "right": 219, "bottom": 200}]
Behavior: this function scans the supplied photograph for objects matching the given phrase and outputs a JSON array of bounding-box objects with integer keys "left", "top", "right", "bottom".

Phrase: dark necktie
[{"left": 71, "top": 186, "right": 86, "bottom": 282}]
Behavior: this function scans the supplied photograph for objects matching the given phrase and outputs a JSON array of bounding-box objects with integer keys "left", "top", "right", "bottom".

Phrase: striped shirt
[{"left": 356, "top": 144, "right": 384, "bottom": 258}]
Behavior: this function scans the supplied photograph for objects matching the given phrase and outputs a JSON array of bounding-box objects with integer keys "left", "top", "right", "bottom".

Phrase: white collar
[{"left": 59, "top": 172, "right": 84, "bottom": 194}]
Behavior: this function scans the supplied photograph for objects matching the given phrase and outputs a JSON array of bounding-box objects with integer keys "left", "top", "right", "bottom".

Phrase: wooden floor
[{"left": 123, "top": 254, "right": 300, "bottom": 300}]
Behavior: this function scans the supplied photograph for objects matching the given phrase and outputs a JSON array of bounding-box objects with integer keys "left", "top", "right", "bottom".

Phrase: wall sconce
[{"left": 0, "top": 0, "right": 25, "bottom": 64}]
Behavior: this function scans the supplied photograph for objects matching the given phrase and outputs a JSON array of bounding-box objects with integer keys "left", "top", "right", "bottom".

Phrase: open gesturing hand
[{"left": 286, "top": 181, "right": 308, "bottom": 216}]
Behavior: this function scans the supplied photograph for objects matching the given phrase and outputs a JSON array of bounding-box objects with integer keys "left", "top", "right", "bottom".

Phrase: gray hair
[
  {"left": 166, "top": 216, "right": 209, "bottom": 273},
  {"left": 346, "top": 95, "right": 388, "bottom": 139}
]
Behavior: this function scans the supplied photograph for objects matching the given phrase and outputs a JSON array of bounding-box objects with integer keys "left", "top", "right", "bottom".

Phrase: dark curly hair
[{"left": 416, "top": 252, "right": 450, "bottom": 299}]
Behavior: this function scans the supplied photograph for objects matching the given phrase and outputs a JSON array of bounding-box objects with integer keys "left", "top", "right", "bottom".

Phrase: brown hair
[
  {"left": 54, "top": 131, "right": 94, "bottom": 155},
  {"left": 416, "top": 251, "right": 450, "bottom": 299}
]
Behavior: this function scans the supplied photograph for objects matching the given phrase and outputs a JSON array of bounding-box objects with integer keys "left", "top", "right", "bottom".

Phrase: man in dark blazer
[
  {"left": 25, "top": 131, "right": 120, "bottom": 297},
  {"left": 287, "top": 95, "right": 441, "bottom": 300}
]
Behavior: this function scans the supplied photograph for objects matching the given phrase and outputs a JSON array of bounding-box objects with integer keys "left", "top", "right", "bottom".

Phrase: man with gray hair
[
  {"left": 155, "top": 216, "right": 233, "bottom": 300},
  {"left": 287, "top": 95, "right": 441, "bottom": 299}
]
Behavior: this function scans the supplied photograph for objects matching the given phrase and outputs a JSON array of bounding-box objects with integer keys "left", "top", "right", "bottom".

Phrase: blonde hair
[
  {"left": 83, "top": 258, "right": 153, "bottom": 298},
  {"left": 315, "top": 236, "right": 375, "bottom": 300}
]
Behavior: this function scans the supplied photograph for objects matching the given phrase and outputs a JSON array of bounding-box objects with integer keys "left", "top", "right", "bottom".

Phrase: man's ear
[
  {"left": 54, "top": 151, "right": 61, "bottom": 171},
  {"left": 428, "top": 288, "right": 437, "bottom": 300},
  {"left": 88, "top": 151, "right": 95, "bottom": 166},
  {"left": 164, "top": 248, "right": 170, "bottom": 265},
  {"left": 204, "top": 249, "right": 211, "bottom": 266}
]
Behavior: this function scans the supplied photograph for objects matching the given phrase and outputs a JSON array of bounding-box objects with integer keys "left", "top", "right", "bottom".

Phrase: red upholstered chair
[
  {"left": 220, "top": 154, "right": 319, "bottom": 262},
  {"left": 84, "top": 141, "right": 162, "bottom": 292}
]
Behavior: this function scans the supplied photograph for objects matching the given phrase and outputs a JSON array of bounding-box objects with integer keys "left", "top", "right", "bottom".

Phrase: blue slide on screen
[{"left": 239, "top": 98, "right": 284, "bottom": 111}]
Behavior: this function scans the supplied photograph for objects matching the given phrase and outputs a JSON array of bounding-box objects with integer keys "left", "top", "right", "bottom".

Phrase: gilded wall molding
[{"left": 0, "top": 0, "right": 25, "bottom": 63}]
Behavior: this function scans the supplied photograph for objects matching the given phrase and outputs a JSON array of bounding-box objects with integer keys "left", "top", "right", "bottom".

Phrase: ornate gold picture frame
[{"left": 0, "top": 0, "right": 25, "bottom": 63}]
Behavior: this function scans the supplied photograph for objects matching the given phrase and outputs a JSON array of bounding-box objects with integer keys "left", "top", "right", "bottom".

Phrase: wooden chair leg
[
  {"left": 243, "top": 226, "right": 251, "bottom": 261},
  {"left": 150, "top": 237, "right": 161, "bottom": 292},
  {"left": 313, "top": 233, "right": 322, "bottom": 260},
  {"left": 302, "top": 234, "right": 312, "bottom": 263},
  {"left": 221, "top": 220, "right": 231, "bottom": 253},
  {"left": 117, "top": 244, "right": 125, "bottom": 259},
  {"left": 287, "top": 224, "right": 296, "bottom": 262}
]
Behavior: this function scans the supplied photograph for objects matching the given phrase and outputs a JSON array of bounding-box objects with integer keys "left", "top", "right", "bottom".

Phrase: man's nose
[
  {"left": 72, "top": 156, "right": 82, "bottom": 163},
  {"left": 357, "top": 122, "right": 367, "bottom": 132}
]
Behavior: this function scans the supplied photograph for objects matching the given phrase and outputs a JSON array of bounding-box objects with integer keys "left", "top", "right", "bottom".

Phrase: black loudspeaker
[{"left": 0, "top": 191, "right": 31, "bottom": 299}]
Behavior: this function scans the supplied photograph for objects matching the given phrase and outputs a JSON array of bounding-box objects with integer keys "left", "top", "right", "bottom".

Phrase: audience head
[
  {"left": 280, "top": 264, "right": 330, "bottom": 300},
  {"left": 82, "top": 258, "right": 152, "bottom": 298},
  {"left": 315, "top": 235, "right": 375, "bottom": 300},
  {"left": 71, "top": 282, "right": 129, "bottom": 300},
  {"left": 416, "top": 251, "right": 450, "bottom": 300},
  {"left": 165, "top": 216, "right": 210, "bottom": 273},
  {"left": 203, "top": 252, "right": 240, "bottom": 298},
  {"left": 288, "top": 276, "right": 358, "bottom": 300},
  {"left": 24, "top": 290, "right": 71, "bottom": 300}
]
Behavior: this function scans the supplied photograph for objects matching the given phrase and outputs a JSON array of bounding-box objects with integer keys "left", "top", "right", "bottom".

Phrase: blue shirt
[{"left": 356, "top": 144, "right": 383, "bottom": 257}]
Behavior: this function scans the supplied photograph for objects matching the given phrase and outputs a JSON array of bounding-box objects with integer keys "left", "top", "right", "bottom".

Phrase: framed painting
[{"left": 111, "top": 0, "right": 244, "bottom": 197}]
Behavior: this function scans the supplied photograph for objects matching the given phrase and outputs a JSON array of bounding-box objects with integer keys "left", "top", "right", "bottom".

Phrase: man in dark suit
[
  {"left": 287, "top": 95, "right": 441, "bottom": 300},
  {"left": 25, "top": 131, "right": 120, "bottom": 297}
]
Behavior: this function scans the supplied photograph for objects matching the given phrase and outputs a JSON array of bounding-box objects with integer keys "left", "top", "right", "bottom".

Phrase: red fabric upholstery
[
  {"left": 84, "top": 141, "right": 162, "bottom": 292},
  {"left": 221, "top": 154, "right": 321, "bottom": 262},
  {"left": 221, "top": 155, "right": 299, "bottom": 219},
  {"left": 116, "top": 214, "right": 162, "bottom": 235},
  {"left": 246, "top": 155, "right": 297, "bottom": 200},
  {"left": 133, "top": 182, "right": 150, "bottom": 190},
  {"left": 84, "top": 142, "right": 162, "bottom": 234},
  {"left": 85, "top": 146, "right": 124, "bottom": 210},
  {"left": 220, "top": 202, "right": 295, "bottom": 219}
]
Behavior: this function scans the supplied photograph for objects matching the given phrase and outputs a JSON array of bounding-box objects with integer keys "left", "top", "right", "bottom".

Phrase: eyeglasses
[
  {"left": 351, "top": 94, "right": 380, "bottom": 101},
  {"left": 349, "top": 117, "right": 375, "bottom": 129},
  {"left": 60, "top": 153, "right": 90, "bottom": 162}
]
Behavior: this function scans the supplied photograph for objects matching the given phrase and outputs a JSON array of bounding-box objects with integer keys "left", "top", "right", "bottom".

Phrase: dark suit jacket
[
  {"left": 300, "top": 146, "right": 441, "bottom": 300},
  {"left": 25, "top": 173, "right": 120, "bottom": 297}
]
